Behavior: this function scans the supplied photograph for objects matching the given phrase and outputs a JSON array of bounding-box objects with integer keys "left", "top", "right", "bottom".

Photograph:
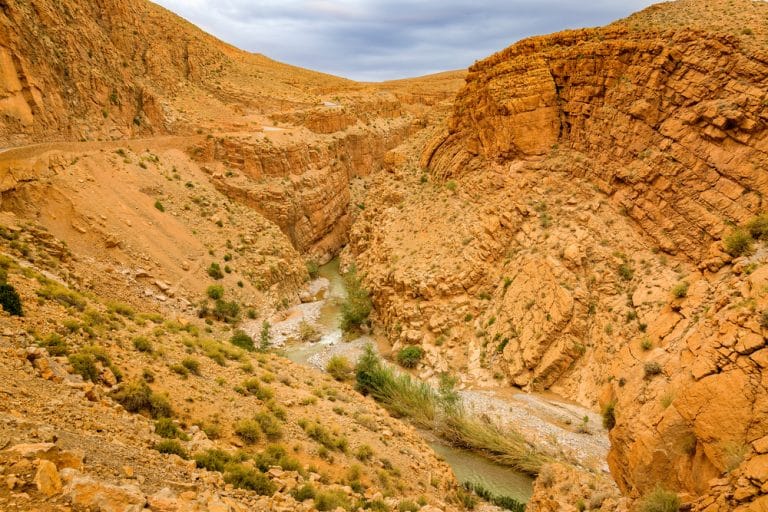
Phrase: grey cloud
[{"left": 153, "top": 0, "right": 658, "bottom": 81}]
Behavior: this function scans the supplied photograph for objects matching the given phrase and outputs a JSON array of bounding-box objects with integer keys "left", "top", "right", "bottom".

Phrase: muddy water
[{"left": 271, "top": 259, "right": 536, "bottom": 502}]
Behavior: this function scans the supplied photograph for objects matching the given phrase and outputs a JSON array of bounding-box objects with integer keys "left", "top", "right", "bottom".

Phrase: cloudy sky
[{"left": 153, "top": 0, "right": 659, "bottom": 81}]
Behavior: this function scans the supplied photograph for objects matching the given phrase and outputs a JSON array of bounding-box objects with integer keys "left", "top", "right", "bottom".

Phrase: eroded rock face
[{"left": 424, "top": 27, "right": 768, "bottom": 262}]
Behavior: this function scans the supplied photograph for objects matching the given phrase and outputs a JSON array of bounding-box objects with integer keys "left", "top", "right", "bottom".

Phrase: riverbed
[{"left": 245, "top": 259, "right": 611, "bottom": 503}]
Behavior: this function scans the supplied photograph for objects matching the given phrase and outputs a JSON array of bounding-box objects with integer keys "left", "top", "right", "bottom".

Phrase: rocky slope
[{"left": 345, "top": 0, "right": 768, "bottom": 509}]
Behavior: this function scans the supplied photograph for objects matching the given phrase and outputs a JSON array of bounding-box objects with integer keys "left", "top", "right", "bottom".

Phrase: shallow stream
[{"left": 258, "top": 258, "right": 609, "bottom": 504}]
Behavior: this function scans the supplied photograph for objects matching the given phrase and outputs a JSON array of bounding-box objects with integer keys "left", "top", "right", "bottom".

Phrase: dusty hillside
[{"left": 345, "top": 0, "right": 768, "bottom": 510}]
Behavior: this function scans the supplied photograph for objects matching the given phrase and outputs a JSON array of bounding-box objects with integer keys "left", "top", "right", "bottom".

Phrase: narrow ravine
[{"left": 249, "top": 258, "right": 612, "bottom": 505}]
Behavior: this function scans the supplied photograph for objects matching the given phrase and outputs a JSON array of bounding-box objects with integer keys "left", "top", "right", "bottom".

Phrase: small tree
[
  {"left": 340, "top": 267, "right": 372, "bottom": 332},
  {"left": 259, "top": 321, "right": 271, "bottom": 351},
  {"left": 0, "top": 283, "right": 23, "bottom": 316}
]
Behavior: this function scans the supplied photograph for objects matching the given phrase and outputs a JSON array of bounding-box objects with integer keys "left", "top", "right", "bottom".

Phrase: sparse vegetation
[
  {"left": 0, "top": 283, "right": 23, "bottom": 316},
  {"left": 230, "top": 330, "right": 254, "bottom": 351},
  {"left": 206, "top": 285, "right": 224, "bottom": 300},
  {"left": 207, "top": 262, "right": 224, "bottom": 280},
  {"left": 155, "top": 439, "right": 187, "bottom": 458},
  {"left": 306, "top": 260, "right": 320, "bottom": 279},
  {"left": 355, "top": 345, "right": 544, "bottom": 475},
  {"left": 223, "top": 464, "right": 276, "bottom": 495},
  {"left": 340, "top": 266, "right": 372, "bottom": 332},
  {"left": 602, "top": 400, "right": 616, "bottom": 430},
  {"left": 637, "top": 486, "right": 681, "bottom": 512},
  {"left": 110, "top": 380, "right": 173, "bottom": 418},
  {"left": 132, "top": 336, "right": 153, "bottom": 353},
  {"left": 234, "top": 418, "right": 262, "bottom": 444},
  {"left": 644, "top": 361, "right": 663, "bottom": 379},
  {"left": 671, "top": 281, "right": 689, "bottom": 298},
  {"left": 396, "top": 346, "right": 424, "bottom": 368},
  {"left": 723, "top": 228, "right": 753, "bottom": 257},
  {"left": 326, "top": 355, "right": 353, "bottom": 381}
]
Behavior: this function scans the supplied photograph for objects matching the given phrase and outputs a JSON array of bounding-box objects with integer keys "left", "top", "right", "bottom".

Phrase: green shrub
[
  {"left": 340, "top": 267, "right": 372, "bottom": 331},
  {"left": 398, "top": 500, "right": 420, "bottom": 512},
  {"left": 224, "top": 464, "right": 276, "bottom": 495},
  {"left": 68, "top": 352, "right": 100, "bottom": 382},
  {"left": 155, "top": 439, "right": 186, "bottom": 458},
  {"left": 213, "top": 299, "right": 240, "bottom": 323},
  {"left": 671, "top": 281, "right": 689, "bottom": 298},
  {"left": 207, "top": 262, "right": 224, "bottom": 280},
  {"left": 110, "top": 380, "right": 173, "bottom": 418},
  {"left": 206, "top": 285, "right": 224, "bottom": 300},
  {"left": 299, "top": 320, "right": 321, "bottom": 342},
  {"left": 133, "top": 336, "right": 153, "bottom": 353},
  {"left": 618, "top": 262, "right": 634, "bottom": 281},
  {"left": 242, "top": 378, "right": 274, "bottom": 400},
  {"left": 230, "top": 330, "right": 254, "bottom": 351},
  {"left": 306, "top": 260, "right": 320, "bottom": 279},
  {"left": 315, "top": 489, "right": 350, "bottom": 511},
  {"left": 259, "top": 321, "right": 271, "bottom": 351},
  {"left": 644, "top": 362, "right": 663, "bottom": 379},
  {"left": 723, "top": 228, "right": 753, "bottom": 257},
  {"left": 326, "top": 355, "right": 353, "bottom": 381},
  {"left": 292, "top": 483, "right": 316, "bottom": 501},
  {"left": 234, "top": 419, "right": 262, "bottom": 444},
  {"left": 396, "top": 346, "right": 424, "bottom": 368},
  {"left": 602, "top": 401, "right": 616, "bottom": 430},
  {"left": 0, "top": 284, "right": 23, "bottom": 316},
  {"left": 254, "top": 444, "right": 301, "bottom": 472},
  {"left": 181, "top": 357, "right": 201, "bottom": 375},
  {"left": 39, "top": 333, "right": 68, "bottom": 356},
  {"left": 254, "top": 412, "right": 283, "bottom": 441},
  {"left": 155, "top": 418, "right": 188, "bottom": 439},
  {"left": 194, "top": 449, "right": 232, "bottom": 472},
  {"left": 747, "top": 214, "right": 768, "bottom": 240},
  {"left": 355, "top": 444, "right": 374, "bottom": 461},
  {"left": 37, "top": 283, "right": 86, "bottom": 310},
  {"left": 154, "top": 200, "right": 165, "bottom": 212},
  {"left": 302, "top": 421, "right": 348, "bottom": 452},
  {"left": 107, "top": 301, "right": 135, "bottom": 318},
  {"left": 638, "top": 486, "right": 681, "bottom": 512}
]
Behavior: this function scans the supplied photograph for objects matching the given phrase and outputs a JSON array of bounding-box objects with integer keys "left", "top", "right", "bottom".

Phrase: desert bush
[
  {"left": 181, "top": 357, "right": 201, "bottom": 375},
  {"left": 254, "top": 444, "right": 301, "bottom": 472},
  {"left": 340, "top": 267, "right": 372, "bottom": 331},
  {"left": 242, "top": 378, "right": 274, "bottom": 400},
  {"left": 671, "top": 281, "right": 689, "bottom": 298},
  {"left": 302, "top": 421, "right": 348, "bottom": 452},
  {"left": 723, "top": 229, "right": 753, "bottom": 257},
  {"left": 207, "top": 262, "right": 224, "bottom": 280},
  {"left": 155, "top": 418, "right": 188, "bottom": 439},
  {"left": 292, "top": 483, "right": 316, "bottom": 501},
  {"left": 206, "top": 285, "right": 224, "bottom": 300},
  {"left": 602, "top": 401, "right": 616, "bottom": 430},
  {"left": 355, "top": 444, "right": 374, "bottom": 461},
  {"left": 637, "top": 486, "right": 681, "bottom": 512},
  {"left": 396, "top": 346, "right": 424, "bottom": 368},
  {"left": 234, "top": 419, "right": 262, "bottom": 444},
  {"left": 617, "top": 262, "right": 634, "bottom": 281},
  {"left": 37, "top": 283, "right": 86, "bottom": 310},
  {"left": 39, "top": 333, "right": 68, "bottom": 356},
  {"left": 155, "top": 439, "right": 187, "bottom": 458},
  {"left": 194, "top": 448, "right": 232, "bottom": 472},
  {"left": 230, "top": 330, "right": 254, "bottom": 351},
  {"left": 747, "top": 214, "right": 768, "bottom": 240},
  {"left": 254, "top": 412, "right": 283, "bottom": 441},
  {"left": 213, "top": 299, "right": 240, "bottom": 323},
  {"left": 133, "top": 336, "right": 153, "bottom": 353},
  {"left": 644, "top": 361, "right": 663, "bottom": 379},
  {"left": 110, "top": 380, "right": 172, "bottom": 418},
  {"left": 326, "top": 355, "right": 353, "bottom": 381},
  {"left": 223, "top": 464, "right": 276, "bottom": 495},
  {"left": 299, "top": 320, "right": 321, "bottom": 342},
  {"left": 0, "top": 283, "right": 23, "bottom": 316},
  {"left": 315, "top": 489, "right": 350, "bottom": 511}
]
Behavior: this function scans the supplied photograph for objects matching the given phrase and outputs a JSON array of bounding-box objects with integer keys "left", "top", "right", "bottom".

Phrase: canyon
[{"left": 1, "top": 0, "right": 768, "bottom": 511}]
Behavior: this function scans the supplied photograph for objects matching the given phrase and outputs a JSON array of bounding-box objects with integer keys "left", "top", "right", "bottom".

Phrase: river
[{"left": 247, "top": 258, "right": 611, "bottom": 505}]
